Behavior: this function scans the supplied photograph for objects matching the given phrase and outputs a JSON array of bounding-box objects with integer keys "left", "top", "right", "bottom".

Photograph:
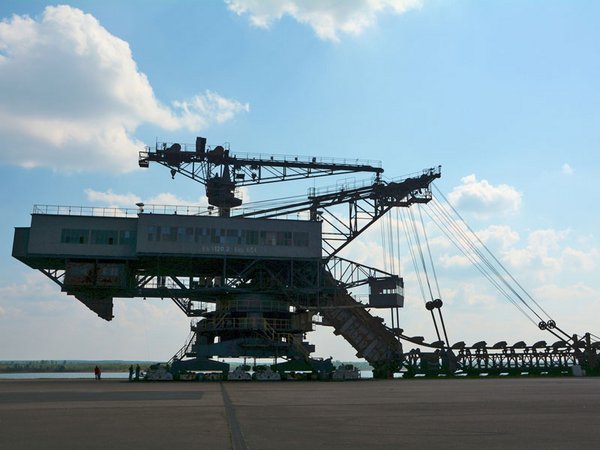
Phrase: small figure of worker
[
  {"left": 135, "top": 364, "right": 141, "bottom": 381},
  {"left": 128, "top": 365, "right": 134, "bottom": 381},
  {"left": 94, "top": 365, "right": 101, "bottom": 380}
]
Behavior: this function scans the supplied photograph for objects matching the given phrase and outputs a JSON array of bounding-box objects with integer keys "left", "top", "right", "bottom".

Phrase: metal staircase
[{"left": 319, "top": 274, "right": 403, "bottom": 377}]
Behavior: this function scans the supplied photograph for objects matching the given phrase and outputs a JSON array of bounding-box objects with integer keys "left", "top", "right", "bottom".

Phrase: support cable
[
  {"left": 429, "top": 196, "right": 572, "bottom": 341},
  {"left": 427, "top": 199, "right": 539, "bottom": 325},
  {"left": 430, "top": 310, "right": 442, "bottom": 343},
  {"left": 418, "top": 205, "right": 441, "bottom": 299},
  {"left": 434, "top": 185, "right": 553, "bottom": 321},
  {"left": 381, "top": 214, "right": 388, "bottom": 273},
  {"left": 437, "top": 309, "right": 450, "bottom": 347},
  {"left": 427, "top": 197, "right": 545, "bottom": 323},
  {"left": 419, "top": 204, "right": 449, "bottom": 346},
  {"left": 387, "top": 212, "right": 397, "bottom": 274},
  {"left": 401, "top": 209, "right": 442, "bottom": 342},
  {"left": 423, "top": 201, "right": 538, "bottom": 326},
  {"left": 545, "top": 327, "right": 576, "bottom": 349},
  {"left": 553, "top": 325, "right": 574, "bottom": 342},
  {"left": 395, "top": 208, "right": 403, "bottom": 276},
  {"left": 400, "top": 209, "right": 427, "bottom": 305},
  {"left": 408, "top": 207, "right": 434, "bottom": 301}
]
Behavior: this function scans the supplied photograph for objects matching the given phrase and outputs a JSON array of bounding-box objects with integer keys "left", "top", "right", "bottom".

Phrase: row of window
[
  {"left": 59, "top": 227, "right": 311, "bottom": 248},
  {"left": 61, "top": 229, "right": 136, "bottom": 246},
  {"left": 146, "top": 226, "right": 310, "bottom": 247}
]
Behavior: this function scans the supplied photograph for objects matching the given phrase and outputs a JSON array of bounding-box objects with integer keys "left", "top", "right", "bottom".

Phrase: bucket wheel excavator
[
  {"left": 137, "top": 137, "right": 440, "bottom": 378},
  {"left": 13, "top": 136, "right": 598, "bottom": 379}
]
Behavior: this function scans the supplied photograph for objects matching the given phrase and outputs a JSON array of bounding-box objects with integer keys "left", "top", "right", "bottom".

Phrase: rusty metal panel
[
  {"left": 64, "top": 262, "right": 95, "bottom": 286},
  {"left": 96, "top": 263, "right": 127, "bottom": 287}
]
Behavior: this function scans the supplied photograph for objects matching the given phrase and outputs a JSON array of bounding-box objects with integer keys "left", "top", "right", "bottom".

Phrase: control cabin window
[
  {"left": 144, "top": 224, "right": 313, "bottom": 248},
  {"left": 61, "top": 229, "right": 89, "bottom": 244},
  {"left": 62, "top": 229, "right": 135, "bottom": 245},
  {"left": 91, "top": 230, "right": 118, "bottom": 245}
]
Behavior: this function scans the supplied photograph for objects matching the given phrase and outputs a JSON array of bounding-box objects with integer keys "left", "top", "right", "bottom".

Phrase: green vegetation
[{"left": 0, "top": 360, "right": 159, "bottom": 373}]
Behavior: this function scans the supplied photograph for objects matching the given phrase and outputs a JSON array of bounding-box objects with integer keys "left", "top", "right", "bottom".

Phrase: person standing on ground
[
  {"left": 94, "top": 365, "right": 100, "bottom": 380},
  {"left": 128, "top": 364, "right": 134, "bottom": 381},
  {"left": 135, "top": 364, "right": 140, "bottom": 381}
]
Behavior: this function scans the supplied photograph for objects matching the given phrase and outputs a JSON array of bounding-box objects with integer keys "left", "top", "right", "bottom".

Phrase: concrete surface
[{"left": 1, "top": 377, "right": 599, "bottom": 449}]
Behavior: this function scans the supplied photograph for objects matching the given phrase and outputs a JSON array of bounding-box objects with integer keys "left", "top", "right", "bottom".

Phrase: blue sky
[{"left": 0, "top": 1, "right": 598, "bottom": 361}]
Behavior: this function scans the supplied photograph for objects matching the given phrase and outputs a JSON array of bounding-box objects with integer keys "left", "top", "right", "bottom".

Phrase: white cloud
[
  {"left": 0, "top": 6, "right": 249, "bottom": 173},
  {"left": 499, "top": 228, "right": 598, "bottom": 283},
  {"left": 503, "top": 228, "right": 567, "bottom": 271},
  {"left": 437, "top": 224, "right": 521, "bottom": 270},
  {"left": 438, "top": 253, "right": 472, "bottom": 268},
  {"left": 448, "top": 174, "right": 522, "bottom": 219},
  {"left": 533, "top": 282, "right": 599, "bottom": 304},
  {"left": 84, "top": 189, "right": 141, "bottom": 206},
  {"left": 84, "top": 188, "right": 207, "bottom": 208},
  {"left": 0, "top": 271, "right": 190, "bottom": 360},
  {"left": 561, "top": 247, "right": 597, "bottom": 271},
  {"left": 173, "top": 92, "right": 250, "bottom": 130},
  {"left": 476, "top": 225, "right": 520, "bottom": 250},
  {"left": 446, "top": 282, "right": 497, "bottom": 307},
  {"left": 561, "top": 163, "right": 574, "bottom": 175},
  {"left": 0, "top": 272, "right": 71, "bottom": 319},
  {"left": 226, "top": 0, "right": 422, "bottom": 42},
  {"left": 84, "top": 185, "right": 252, "bottom": 208}
]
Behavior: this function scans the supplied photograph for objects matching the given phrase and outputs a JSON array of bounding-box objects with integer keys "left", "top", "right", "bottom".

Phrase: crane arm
[
  {"left": 236, "top": 166, "right": 441, "bottom": 259},
  {"left": 139, "top": 137, "right": 383, "bottom": 187}
]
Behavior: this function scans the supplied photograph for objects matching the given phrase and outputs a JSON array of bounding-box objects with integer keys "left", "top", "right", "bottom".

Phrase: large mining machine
[
  {"left": 12, "top": 136, "right": 598, "bottom": 378},
  {"left": 13, "top": 136, "right": 439, "bottom": 378},
  {"left": 137, "top": 138, "right": 441, "bottom": 378}
]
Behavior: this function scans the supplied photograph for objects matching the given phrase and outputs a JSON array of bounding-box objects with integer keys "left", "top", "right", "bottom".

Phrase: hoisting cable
[
  {"left": 403, "top": 208, "right": 442, "bottom": 343},
  {"left": 384, "top": 211, "right": 398, "bottom": 331},
  {"left": 408, "top": 207, "right": 435, "bottom": 301},
  {"left": 433, "top": 185, "right": 553, "bottom": 318},
  {"left": 401, "top": 208, "right": 442, "bottom": 342},
  {"left": 380, "top": 212, "right": 393, "bottom": 329},
  {"left": 400, "top": 209, "right": 428, "bottom": 305},
  {"left": 380, "top": 212, "right": 388, "bottom": 273},
  {"left": 431, "top": 186, "right": 570, "bottom": 339},
  {"left": 423, "top": 199, "right": 539, "bottom": 327},
  {"left": 426, "top": 197, "right": 541, "bottom": 326},
  {"left": 418, "top": 204, "right": 450, "bottom": 347},
  {"left": 427, "top": 194, "right": 545, "bottom": 323},
  {"left": 431, "top": 185, "right": 571, "bottom": 340},
  {"left": 387, "top": 212, "right": 397, "bottom": 274},
  {"left": 395, "top": 208, "right": 402, "bottom": 330},
  {"left": 418, "top": 205, "right": 441, "bottom": 299},
  {"left": 410, "top": 206, "right": 447, "bottom": 344},
  {"left": 395, "top": 207, "right": 403, "bottom": 276}
]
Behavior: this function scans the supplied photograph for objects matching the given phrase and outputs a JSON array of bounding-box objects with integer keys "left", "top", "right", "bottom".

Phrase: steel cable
[
  {"left": 423, "top": 200, "right": 538, "bottom": 326},
  {"left": 433, "top": 185, "right": 553, "bottom": 321},
  {"left": 418, "top": 204, "right": 442, "bottom": 300},
  {"left": 427, "top": 196, "right": 546, "bottom": 323},
  {"left": 400, "top": 209, "right": 427, "bottom": 305}
]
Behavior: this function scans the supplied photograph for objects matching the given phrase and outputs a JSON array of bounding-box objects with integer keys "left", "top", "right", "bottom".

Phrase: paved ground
[{"left": 1, "top": 377, "right": 599, "bottom": 449}]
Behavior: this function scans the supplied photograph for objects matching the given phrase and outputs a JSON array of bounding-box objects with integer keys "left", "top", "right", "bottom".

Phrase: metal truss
[
  {"left": 236, "top": 167, "right": 441, "bottom": 260},
  {"left": 326, "top": 256, "right": 397, "bottom": 289},
  {"left": 139, "top": 141, "right": 383, "bottom": 188},
  {"left": 401, "top": 332, "right": 600, "bottom": 376},
  {"left": 40, "top": 268, "right": 65, "bottom": 288}
]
